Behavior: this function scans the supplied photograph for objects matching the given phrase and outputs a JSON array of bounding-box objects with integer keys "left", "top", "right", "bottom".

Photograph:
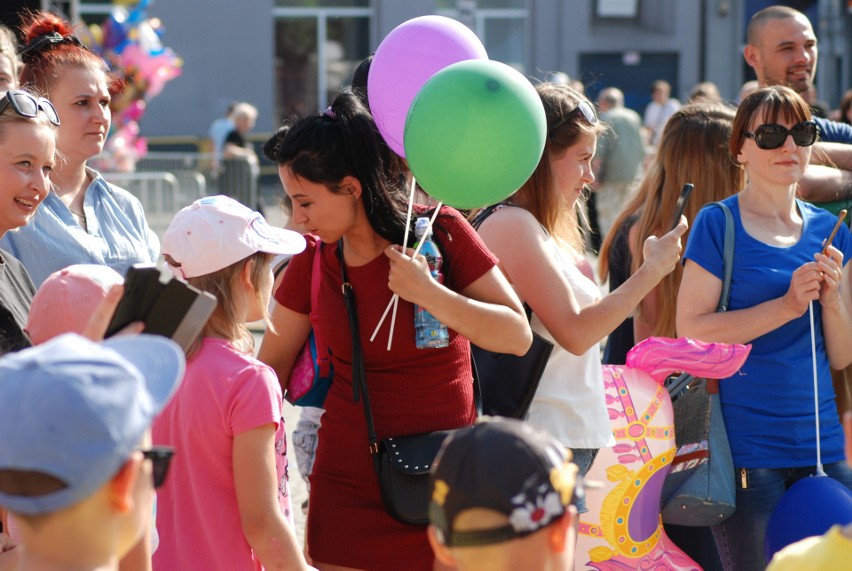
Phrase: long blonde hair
[
  {"left": 507, "top": 82, "right": 605, "bottom": 251},
  {"left": 164, "top": 251, "right": 274, "bottom": 358},
  {"left": 599, "top": 102, "right": 743, "bottom": 338}
]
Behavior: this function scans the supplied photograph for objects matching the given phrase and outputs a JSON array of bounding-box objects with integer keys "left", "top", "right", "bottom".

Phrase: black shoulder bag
[
  {"left": 469, "top": 204, "right": 554, "bottom": 419},
  {"left": 338, "top": 241, "right": 481, "bottom": 526}
]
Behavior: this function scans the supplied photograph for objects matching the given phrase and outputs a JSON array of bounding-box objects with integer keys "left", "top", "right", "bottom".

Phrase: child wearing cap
[
  {"left": 428, "top": 418, "right": 581, "bottom": 571},
  {"left": 0, "top": 333, "right": 184, "bottom": 571},
  {"left": 152, "top": 195, "right": 310, "bottom": 571}
]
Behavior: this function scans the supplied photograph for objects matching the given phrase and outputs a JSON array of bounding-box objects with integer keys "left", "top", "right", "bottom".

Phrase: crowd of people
[{"left": 1, "top": 4, "right": 852, "bottom": 571}]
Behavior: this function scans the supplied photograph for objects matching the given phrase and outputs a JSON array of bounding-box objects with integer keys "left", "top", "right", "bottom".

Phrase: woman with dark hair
[
  {"left": 0, "top": 12, "right": 158, "bottom": 287},
  {"left": 472, "top": 82, "right": 686, "bottom": 495},
  {"left": 678, "top": 86, "right": 852, "bottom": 570},
  {"left": 599, "top": 102, "right": 743, "bottom": 364},
  {"left": 258, "top": 91, "right": 531, "bottom": 570}
]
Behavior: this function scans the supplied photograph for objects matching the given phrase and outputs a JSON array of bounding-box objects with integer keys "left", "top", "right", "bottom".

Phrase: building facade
[{"left": 39, "top": 0, "right": 852, "bottom": 138}]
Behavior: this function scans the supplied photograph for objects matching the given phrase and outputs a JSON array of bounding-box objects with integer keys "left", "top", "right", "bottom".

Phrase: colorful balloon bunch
[
  {"left": 368, "top": 15, "right": 546, "bottom": 210},
  {"left": 81, "top": 0, "right": 182, "bottom": 171}
]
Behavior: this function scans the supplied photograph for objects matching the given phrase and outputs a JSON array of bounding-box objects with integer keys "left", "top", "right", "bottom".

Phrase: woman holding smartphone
[
  {"left": 473, "top": 82, "right": 686, "bottom": 494},
  {"left": 677, "top": 86, "right": 852, "bottom": 570}
]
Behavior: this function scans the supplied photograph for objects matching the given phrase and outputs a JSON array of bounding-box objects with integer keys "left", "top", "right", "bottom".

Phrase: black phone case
[{"left": 105, "top": 264, "right": 217, "bottom": 352}]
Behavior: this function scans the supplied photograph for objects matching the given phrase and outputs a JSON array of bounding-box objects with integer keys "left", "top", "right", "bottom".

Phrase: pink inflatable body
[{"left": 576, "top": 337, "right": 750, "bottom": 571}]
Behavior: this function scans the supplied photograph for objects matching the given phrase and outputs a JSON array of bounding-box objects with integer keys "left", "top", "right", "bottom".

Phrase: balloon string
[
  {"left": 383, "top": 176, "right": 418, "bottom": 351},
  {"left": 808, "top": 301, "right": 825, "bottom": 476},
  {"left": 371, "top": 202, "right": 443, "bottom": 349}
]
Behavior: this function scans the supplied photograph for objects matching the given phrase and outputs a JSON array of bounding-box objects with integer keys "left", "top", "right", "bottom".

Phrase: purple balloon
[{"left": 368, "top": 16, "right": 487, "bottom": 157}]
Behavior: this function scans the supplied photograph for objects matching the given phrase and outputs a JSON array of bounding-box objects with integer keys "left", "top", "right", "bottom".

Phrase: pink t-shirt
[{"left": 152, "top": 338, "right": 293, "bottom": 571}]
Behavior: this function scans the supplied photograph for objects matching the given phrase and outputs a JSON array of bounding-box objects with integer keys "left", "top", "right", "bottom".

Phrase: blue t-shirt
[
  {"left": 684, "top": 195, "right": 852, "bottom": 468},
  {"left": 815, "top": 117, "right": 852, "bottom": 144}
]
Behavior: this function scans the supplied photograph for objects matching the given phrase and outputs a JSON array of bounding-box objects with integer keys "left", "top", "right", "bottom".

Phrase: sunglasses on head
[
  {"left": 549, "top": 99, "right": 598, "bottom": 136},
  {"left": 139, "top": 446, "right": 175, "bottom": 489},
  {"left": 744, "top": 121, "right": 817, "bottom": 150},
  {"left": 0, "top": 90, "right": 61, "bottom": 126}
]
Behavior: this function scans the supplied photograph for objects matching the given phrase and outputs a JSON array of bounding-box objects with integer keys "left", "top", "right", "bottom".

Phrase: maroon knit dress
[{"left": 276, "top": 206, "right": 496, "bottom": 570}]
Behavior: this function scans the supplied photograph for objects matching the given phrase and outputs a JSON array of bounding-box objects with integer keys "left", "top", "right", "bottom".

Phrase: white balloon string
[
  {"left": 370, "top": 177, "right": 417, "bottom": 345},
  {"left": 370, "top": 201, "right": 443, "bottom": 349},
  {"left": 808, "top": 300, "right": 825, "bottom": 476}
]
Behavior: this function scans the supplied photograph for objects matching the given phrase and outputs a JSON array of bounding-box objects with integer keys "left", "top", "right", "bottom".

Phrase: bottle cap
[{"left": 415, "top": 217, "right": 431, "bottom": 239}]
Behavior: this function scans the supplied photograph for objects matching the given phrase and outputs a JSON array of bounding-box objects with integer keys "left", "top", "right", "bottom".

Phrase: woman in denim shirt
[{"left": 0, "top": 12, "right": 158, "bottom": 286}]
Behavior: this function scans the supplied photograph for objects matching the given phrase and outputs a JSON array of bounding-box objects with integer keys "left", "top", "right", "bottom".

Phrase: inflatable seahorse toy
[{"left": 576, "top": 337, "right": 750, "bottom": 571}]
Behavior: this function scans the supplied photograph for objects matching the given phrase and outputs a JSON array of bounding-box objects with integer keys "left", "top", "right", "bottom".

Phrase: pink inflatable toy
[{"left": 576, "top": 337, "right": 750, "bottom": 571}]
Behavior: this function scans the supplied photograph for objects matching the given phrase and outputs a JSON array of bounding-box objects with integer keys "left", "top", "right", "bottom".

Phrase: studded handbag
[{"left": 338, "top": 240, "right": 480, "bottom": 526}]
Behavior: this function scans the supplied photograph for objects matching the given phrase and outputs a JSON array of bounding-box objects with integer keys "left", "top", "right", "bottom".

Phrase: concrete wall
[
  {"left": 141, "top": 0, "right": 276, "bottom": 138},
  {"left": 125, "top": 0, "right": 847, "bottom": 139}
]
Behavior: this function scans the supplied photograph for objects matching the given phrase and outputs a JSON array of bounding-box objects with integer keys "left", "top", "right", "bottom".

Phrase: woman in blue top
[
  {"left": 678, "top": 85, "right": 852, "bottom": 571},
  {"left": 0, "top": 12, "right": 158, "bottom": 286}
]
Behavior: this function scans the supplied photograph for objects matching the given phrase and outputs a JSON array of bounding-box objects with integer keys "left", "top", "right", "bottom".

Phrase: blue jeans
[
  {"left": 569, "top": 447, "right": 600, "bottom": 514},
  {"left": 711, "top": 461, "right": 852, "bottom": 571}
]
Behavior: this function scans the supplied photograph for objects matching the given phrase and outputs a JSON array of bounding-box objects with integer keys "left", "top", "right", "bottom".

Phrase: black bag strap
[
  {"left": 337, "top": 239, "right": 481, "bottom": 474},
  {"left": 668, "top": 201, "right": 734, "bottom": 399},
  {"left": 470, "top": 203, "right": 536, "bottom": 322}
]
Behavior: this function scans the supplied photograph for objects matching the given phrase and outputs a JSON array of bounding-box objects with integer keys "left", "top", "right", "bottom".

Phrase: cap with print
[{"left": 429, "top": 417, "right": 581, "bottom": 547}]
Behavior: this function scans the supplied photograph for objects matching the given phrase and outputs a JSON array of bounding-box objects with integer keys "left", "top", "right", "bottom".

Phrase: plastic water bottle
[{"left": 413, "top": 217, "right": 449, "bottom": 349}]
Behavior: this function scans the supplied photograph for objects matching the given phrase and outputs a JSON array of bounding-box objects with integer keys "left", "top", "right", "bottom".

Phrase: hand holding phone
[
  {"left": 105, "top": 264, "right": 217, "bottom": 352},
  {"left": 671, "top": 183, "right": 695, "bottom": 231}
]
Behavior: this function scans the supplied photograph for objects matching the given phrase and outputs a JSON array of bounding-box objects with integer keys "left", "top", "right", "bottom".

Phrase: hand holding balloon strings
[
  {"left": 371, "top": 201, "right": 443, "bottom": 349},
  {"left": 383, "top": 176, "right": 417, "bottom": 350}
]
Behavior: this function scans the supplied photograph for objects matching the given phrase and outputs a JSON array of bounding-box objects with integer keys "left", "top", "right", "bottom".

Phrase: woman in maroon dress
[{"left": 259, "top": 92, "right": 531, "bottom": 571}]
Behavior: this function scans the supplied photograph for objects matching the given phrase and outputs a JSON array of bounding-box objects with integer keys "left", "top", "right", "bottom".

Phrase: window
[
  {"left": 273, "top": 2, "right": 372, "bottom": 121},
  {"left": 435, "top": 0, "right": 528, "bottom": 72}
]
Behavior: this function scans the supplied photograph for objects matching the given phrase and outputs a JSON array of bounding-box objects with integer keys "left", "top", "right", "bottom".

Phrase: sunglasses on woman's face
[
  {"left": 0, "top": 90, "right": 61, "bottom": 126},
  {"left": 549, "top": 99, "right": 598, "bottom": 137},
  {"left": 139, "top": 446, "right": 175, "bottom": 489},
  {"left": 744, "top": 121, "right": 818, "bottom": 150}
]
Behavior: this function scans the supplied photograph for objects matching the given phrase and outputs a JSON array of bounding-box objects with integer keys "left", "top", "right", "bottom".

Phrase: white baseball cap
[{"left": 162, "top": 195, "right": 306, "bottom": 279}]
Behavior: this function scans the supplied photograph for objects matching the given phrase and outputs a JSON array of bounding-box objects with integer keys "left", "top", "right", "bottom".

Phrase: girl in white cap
[{"left": 152, "top": 195, "right": 311, "bottom": 571}]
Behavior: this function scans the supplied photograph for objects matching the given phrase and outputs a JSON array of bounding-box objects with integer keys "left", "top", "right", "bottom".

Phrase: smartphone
[
  {"left": 105, "top": 264, "right": 217, "bottom": 352},
  {"left": 671, "top": 183, "right": 695, "bottom": 230}
]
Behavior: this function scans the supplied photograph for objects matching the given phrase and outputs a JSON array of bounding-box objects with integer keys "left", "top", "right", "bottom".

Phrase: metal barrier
[
  {"left": 100, "top": 152, "right": 259, "bottom": 242},
  {"left": 101, "top": 171, "right": 201, "bottom": 240},
  {"left": 134, "top": 152, "right": 259, "bottom": 209}
]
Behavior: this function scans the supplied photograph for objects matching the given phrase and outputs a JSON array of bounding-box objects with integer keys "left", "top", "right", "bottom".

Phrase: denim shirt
[{"left": 0, "top": 168, "right": 160, "bottom": 286}]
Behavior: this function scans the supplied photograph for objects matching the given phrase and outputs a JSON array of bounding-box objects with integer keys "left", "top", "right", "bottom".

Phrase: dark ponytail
[{"left": 265, "top": 91, "right": 412, "bottom": 246}]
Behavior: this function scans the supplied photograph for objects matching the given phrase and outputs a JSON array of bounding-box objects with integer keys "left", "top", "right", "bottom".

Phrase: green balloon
[{"left": 404, "top": 59, "right": 546, "bottom": 210}]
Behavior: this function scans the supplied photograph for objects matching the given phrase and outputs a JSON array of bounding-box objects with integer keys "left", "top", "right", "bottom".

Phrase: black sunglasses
[
  {"left": 0, "top": 90, "right": 61, "bottom": 126},
  {"left": 139, "top": 446, "right": 175, "bottom": 489},
  {"left": 744, "top": 121, "right": 818, "bottom": 150},
  {"left": 549, "top": 99, "right": 598, "bottom": 136}
]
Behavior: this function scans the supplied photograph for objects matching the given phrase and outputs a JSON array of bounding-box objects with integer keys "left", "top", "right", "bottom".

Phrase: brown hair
[
  {"left": 730, "top": 85, "right": 814, "bottom": 162},
  {"left": 599, "top": 102, "right": 743, "bottom": 338},
  {"left": 164, "top": 251, "right": 274, "bottom": 358},
  {"left": 507, "top": 82, "right": 605, "bottom": 251},
  {"left": 18, "top": 11, "right": 124, "bottom": 98}
]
